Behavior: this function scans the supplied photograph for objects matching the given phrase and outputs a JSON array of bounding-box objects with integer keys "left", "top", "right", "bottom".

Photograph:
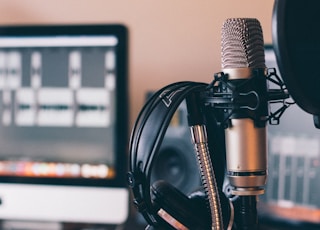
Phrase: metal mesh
[{"left": 221, "top": 18, "right": 265, "bottom": 69}]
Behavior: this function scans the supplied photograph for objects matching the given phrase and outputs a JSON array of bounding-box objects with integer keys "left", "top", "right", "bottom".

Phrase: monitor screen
[
  {"left": 0, "top": 24, "right": 129, "bottom": 225},
  {"left": 259, "top": 45, "right": 320, "bottom": 226}
]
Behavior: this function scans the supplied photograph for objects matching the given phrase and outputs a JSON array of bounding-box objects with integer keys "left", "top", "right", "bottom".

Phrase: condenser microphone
[{"left": 221, "top": 18, "right": 268, "bottom": 196}]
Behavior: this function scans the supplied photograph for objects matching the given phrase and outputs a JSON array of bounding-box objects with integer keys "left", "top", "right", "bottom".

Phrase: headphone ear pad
[{"left": 151, "top": 180, "right": 211, "bottom": 229}]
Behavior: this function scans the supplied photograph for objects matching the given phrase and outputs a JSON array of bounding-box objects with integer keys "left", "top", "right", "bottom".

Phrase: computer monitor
[
  {"left": 259, "top": 45, "right": 320, "bottom": 226},
  {"left": 0, "top": 24, "right": 129, "bottom": 225}
]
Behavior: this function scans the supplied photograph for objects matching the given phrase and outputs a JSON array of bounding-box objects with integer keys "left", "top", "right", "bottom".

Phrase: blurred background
[
  {"left": 0, "top": 0, "right": 274, "bottom": 126},
  {"left": 1, "top": 1, "right": 319, "bottom": 230}
]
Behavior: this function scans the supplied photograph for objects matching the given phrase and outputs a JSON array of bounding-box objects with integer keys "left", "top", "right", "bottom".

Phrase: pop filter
[{"left": 272, "top": 0, "right": 320, "bottom": 127}]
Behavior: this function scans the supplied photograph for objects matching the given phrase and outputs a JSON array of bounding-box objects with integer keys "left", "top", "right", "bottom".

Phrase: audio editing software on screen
[{"left": 0, "top": 36, "right": 118, "bottom": 180}]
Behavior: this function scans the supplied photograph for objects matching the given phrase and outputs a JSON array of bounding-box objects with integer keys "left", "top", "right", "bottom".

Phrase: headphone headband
[{"left": 128, "top": 81, "right": 207, "bottom": 226}]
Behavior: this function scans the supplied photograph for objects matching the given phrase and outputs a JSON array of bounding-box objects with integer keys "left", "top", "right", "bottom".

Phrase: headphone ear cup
[{"left": 151, "top": 180, "right": 211, "bottom": 230}]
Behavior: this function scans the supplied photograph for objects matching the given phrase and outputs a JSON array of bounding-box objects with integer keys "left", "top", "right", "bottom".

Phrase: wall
[{"left": 0, "top": 0, "right": 275, "bottom": 127}]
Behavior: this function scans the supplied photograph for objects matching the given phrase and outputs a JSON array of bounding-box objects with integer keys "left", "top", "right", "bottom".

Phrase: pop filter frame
[{"left": 272, "top": 0, "right": 320, "bottom": 119}]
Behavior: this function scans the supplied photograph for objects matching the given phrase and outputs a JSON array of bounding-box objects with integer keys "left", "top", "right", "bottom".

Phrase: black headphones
[{"left": 127, "top": 81, "right": 230, "bottom": 229}]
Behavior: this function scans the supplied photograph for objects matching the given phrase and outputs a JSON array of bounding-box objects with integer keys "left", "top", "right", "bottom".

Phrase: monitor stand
[{"left": 1, "top": 220, "right": 62, "bottom": 230}]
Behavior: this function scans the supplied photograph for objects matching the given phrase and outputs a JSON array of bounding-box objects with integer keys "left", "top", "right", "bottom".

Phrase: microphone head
[{"left": 221, "top": 18, "right": 265, "bottom": 69}]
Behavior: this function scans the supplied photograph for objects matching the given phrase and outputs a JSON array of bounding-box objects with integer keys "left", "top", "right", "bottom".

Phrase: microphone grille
[{"left": 221, "top": 18, "right": 265, "bottom": 69}]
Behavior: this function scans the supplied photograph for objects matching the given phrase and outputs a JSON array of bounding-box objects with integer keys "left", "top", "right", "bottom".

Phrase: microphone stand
[{"left": 233, "top": 195, "right": 258, "bottom": 230}]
